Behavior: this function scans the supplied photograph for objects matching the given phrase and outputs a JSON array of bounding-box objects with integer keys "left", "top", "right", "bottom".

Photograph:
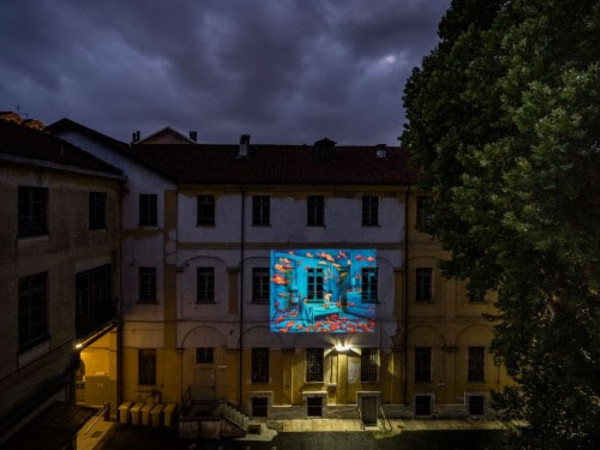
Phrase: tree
[{"left": 402, "top": 1, "right": 600, "bottom": 447}]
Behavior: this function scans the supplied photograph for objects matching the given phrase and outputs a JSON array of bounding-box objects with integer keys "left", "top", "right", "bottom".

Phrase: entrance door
[
  {"left": 361, "top": 396, "right": 378, "bottom": 425},
  {"left": 193, "top": 368, "right": 216, "bottom": 401}
]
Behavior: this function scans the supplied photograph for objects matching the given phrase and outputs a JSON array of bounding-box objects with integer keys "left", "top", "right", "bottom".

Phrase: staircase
[
  {"left": 179, "top": 386, "right": 249, "bottom": 439},
  {"left": 216, "top": 402, "right": 249, "bottom": 432}
]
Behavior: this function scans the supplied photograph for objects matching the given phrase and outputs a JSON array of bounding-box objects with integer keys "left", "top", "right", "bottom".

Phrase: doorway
[
  {"left": 360, "top": 395, "right": 378, "bottom": 425},
  {"left": 193, "top": 368, "right": 216, "bottom": 401}
]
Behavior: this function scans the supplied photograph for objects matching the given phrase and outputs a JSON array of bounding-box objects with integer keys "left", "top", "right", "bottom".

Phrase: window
[
  {"left": 252, "top": 268, "right": 270, "bottom": 303},
  {"left": 468, "top": 395, "right": 485, "bottom": 415},
  {"left": 196, "top": 347, "right": 214, "bottom": 364},
  {"left": 89, "top": 192, "right": 107, "bottom": 230},
  {"left": 138, "top": 349, "right": 156, "bottom": 385},
  {"left": 362, "top": 196, "right": 379, "bottom": 226},
  {"left": 139, "top": 194, "right": 157, "bottom": 226},
  {"left": 361, "top": 268, "right": 378, "bottom": 303},
  {"left": 139, "top": 267, "right": 157, "bottom": 303},
  {"left": 468, "top": 290, "right": 485, "bottom": 303},
  {"left": 18, "top": 272, "right": 48, "bottom": 352},
  {"left": 196, "top": 268, "right": 215, "bottom": 303},
  {"left": 416, "top": 195, "right": 433, "bottom": 229},
  {"left": 307, "top": 195, "right": 324, "bottom": 226},
  {"left": 468, "top": 347, "right": 485, "bottom": 382},
  {"left": 415, "top": 395, "right": 432, "bottom": 416},
  {"left": 361, "top": 348, "right": 379, "bottom": 382},
  {"left": 251, "top": 397, "right": 268, "bottom": 418},
  {"left": 306, "top": 348, "right": 324, "bottom": 382},
  {"left": 75, "top": 265, "right": 113, "bottom": 338},
  {"left": 252, "top": 348, "right": 269, "bottom": 383},
  {"left": 252, "top": 196, "right": 270, "bottom": 226},
  {"left": 307, "top": 268, "right": 324, "bottom": 302},
  {"left": 18, "top": 186, "right": 48, "bottom": 236},
  {"left": 416, "top": 268, "right": 433, "bottom": 303},
  {"left": 307, "top": 396, "right": 323, "bottom": 417},
  {"left": 197, "top": 195, "right": 215, "bottom": 226},
  {"left": 415, "top": 347, "right": 432, "bottom": 382}
]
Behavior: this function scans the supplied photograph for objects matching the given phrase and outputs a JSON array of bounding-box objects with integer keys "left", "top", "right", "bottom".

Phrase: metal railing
[
  {"left": 83, "top": 404, "right": 109, "bottom": 435},
  {"left": 356, "top": 406, "right": 365, "bottom": 431},
  {"left": 379, "top": 406, "right": 392, "bottom": 432}
]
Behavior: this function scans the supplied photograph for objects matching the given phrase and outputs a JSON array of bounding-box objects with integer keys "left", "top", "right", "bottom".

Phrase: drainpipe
[
  {"left": 238, "top": 187, "right": 246, "bottom": 406},
  {"left": 403, "top": 187, "right": 410, "bottom": 405},
  {"left": 117, "top": 183, "right": 125, "bottom": 410}
]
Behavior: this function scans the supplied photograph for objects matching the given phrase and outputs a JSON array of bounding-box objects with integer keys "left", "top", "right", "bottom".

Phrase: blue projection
[{"left": 270, "top": 249, "right": 376, "bottom": 333}]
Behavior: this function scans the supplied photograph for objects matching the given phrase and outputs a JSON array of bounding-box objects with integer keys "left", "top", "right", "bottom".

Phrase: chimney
[
  {"left": 239, "top": 134, "right": 251, "bottom": 158},
  {"left": 189, "top": 131, "right": 197, "bottom": 142},
  {"left": 132, "top": 130, "right": 141, "bottom": 144},
  {"left": 313, "top": 137, "right": 337, "bottom": 162},
  {"left": 375, "top": 144, "right": 388, "bottom": 159}
]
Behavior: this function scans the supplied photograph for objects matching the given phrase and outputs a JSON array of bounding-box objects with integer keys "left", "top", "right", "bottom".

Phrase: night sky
[{"left": 0, "top": 0, "right": 450, "bottom": 145}]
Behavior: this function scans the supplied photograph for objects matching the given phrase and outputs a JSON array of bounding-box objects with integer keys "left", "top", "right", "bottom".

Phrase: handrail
[
  {"left": 182, "top": 385, "right": 191, "bottom": 404},
  {"left": 379, "top": 406, "right": 392, "bottom": 432},
  {"left": 83, "top": 405, "right": 109, "bottom": 435},
  {"left": 356, "top": 406, "right": 365, "bottom": 431}
]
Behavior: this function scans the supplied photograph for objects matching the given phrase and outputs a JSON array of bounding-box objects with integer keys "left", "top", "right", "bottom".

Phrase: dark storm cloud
[{"left": 0, "top": 0, "right": 450, "bottom": 145}]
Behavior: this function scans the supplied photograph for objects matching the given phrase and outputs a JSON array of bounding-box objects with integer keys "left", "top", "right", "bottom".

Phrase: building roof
[
  {"left": 0, "top": 119, "right": 123, "bottom": 177},
  {"left": 48, "top": 118, "right": 130, "bottom": 152},
  {"left": 126, "top": 143, "right": 418, "bottom": 185},
  {"left": 136, "top": 126, "right": 197, "bottom": 144},
  {"left": 47, "top": 118, "right": 177, "bottom": 182},
  {"left": 4, "top": 402, "right": 96, "bottom": 450}
]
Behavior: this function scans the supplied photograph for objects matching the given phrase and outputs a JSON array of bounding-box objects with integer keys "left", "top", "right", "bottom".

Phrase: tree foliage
[{"left": 402, "top": 1, "right": 600, "bottom": 447}]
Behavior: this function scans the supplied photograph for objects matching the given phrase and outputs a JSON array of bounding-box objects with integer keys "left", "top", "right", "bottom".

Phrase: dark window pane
[
  {"left": 18, "top": 272, "right": 48, "bottom": 352},
  {"left": 138, "top": 349, "right": 156, "bottom": 385},
  {"left": 415, "top": 347, "right": 432, "bottom": 382},
  {"left": 361, "top": 348, "right": 378, "bottom": 382},
  {"left": 252, "top": 196, "right": 270, "bottom": 226},
  {"left": 196, "top": 347, "right": 214, "bottom": 364},
  {"left": 362, "top": 196, "right": 379, "bottom": 226},
  {"left": 252, "top": 348, "right": 269, "bottom": 383},
  {"left": 306, "top": 348, "right": 324, "bottom": 382},
  {"left": 468, "top": 289, "right": 486, "bottom": 303},
  {"left": 139, "top": 267, "right": 157, "bottom": 303},
  {"left": 307, "top": 396, "right": 323, "bottom": 416},
  {"left": 416, "top": 268, "right": 433, "bottom": 303},
  {"left": 416, "top": 196, "right": 433, "bottom": 229},
  {"left": 468, "top": 395, "right": 485, "bottom": 415},
  {"left": 197, "top": 195, "right": 215, "bottom": 226},
  {"left": 197, "top": 267, "right": 215, "bottom": 303},
  {"left": 139, "top": 194, "right": 158, "bottom": 226},
  {"left": 415, "top": 395, "right": 432, "bottom": 416},
  {"left": 75, "top": 265, "right": 114, "bottom": 338},
  {"left": 18, "top": 186, "right": 48, "bottom": 236},
  {"left": 307, "top": 195, "right": 324, "bottom": 226},
  {"left": 252, "top": 268, "right": 270, "bottom": 303},
  {"left": 251, "top": 397, "right": 268, "bottom": 418},
  {"left": 468, "top": 347, "right": 485, "bottom": 382},
  {"left": 89, "top": 192, "right": 107, "bottom": 230}
]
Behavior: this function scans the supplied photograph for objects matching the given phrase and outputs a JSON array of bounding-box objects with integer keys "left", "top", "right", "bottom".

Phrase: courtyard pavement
[{"left": 85, "top": 417, "right": 513, "bottom": 449}]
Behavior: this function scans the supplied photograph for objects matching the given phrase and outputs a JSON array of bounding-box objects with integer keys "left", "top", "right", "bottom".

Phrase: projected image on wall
[{"left": 270, "top": 249, "right": 376, "bottom": 333}]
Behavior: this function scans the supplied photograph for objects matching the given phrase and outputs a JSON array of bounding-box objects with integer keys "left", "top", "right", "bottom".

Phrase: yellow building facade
[{"left": 50, "top": 122, "right": 511, "bottom": 425}]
